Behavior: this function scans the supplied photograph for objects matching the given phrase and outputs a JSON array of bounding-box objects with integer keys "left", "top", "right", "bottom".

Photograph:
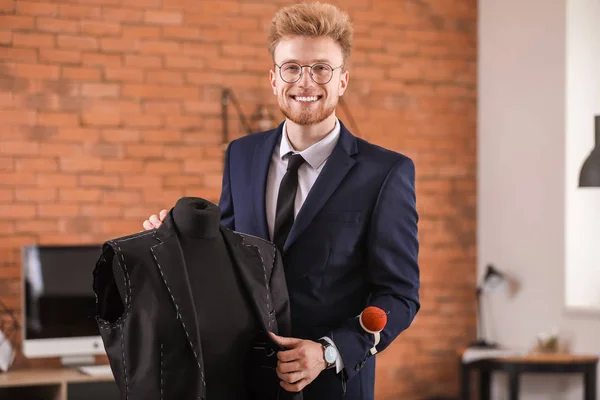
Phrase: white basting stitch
[
  {"left": 97, "top": 242, "right": 133, "bottom": 330},
  {"left": 121, "top": 328, "right": 128, "bottom": 400},
  {"left": 150, "top": 245, "right": 205, "bottom": 384},
  {"left": 234, "top": 232, "right": 274, "bottom": 329},
  {"left": 160, "top": 343, "right": 164, "bottom": 400},
  {"left": 114, "top": 230, "right": 156, "bottom": 242}
]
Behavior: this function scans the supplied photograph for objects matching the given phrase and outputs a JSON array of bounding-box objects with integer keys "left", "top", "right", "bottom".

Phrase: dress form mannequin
[{"left": 172, "top": 197, "right": 256, "bottom": 400}]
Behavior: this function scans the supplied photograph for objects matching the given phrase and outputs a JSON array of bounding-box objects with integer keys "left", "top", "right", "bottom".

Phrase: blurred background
[{"left": 0, "top": 0, "right": 599, "bottom": 399}]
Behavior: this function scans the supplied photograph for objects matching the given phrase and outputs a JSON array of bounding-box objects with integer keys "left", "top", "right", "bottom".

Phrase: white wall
[
  {"left": 478, "top": 0, "right": 600, "bottom": 398},
  {"left": 565, "top": 0, "right": 600, "bottom": 312}
]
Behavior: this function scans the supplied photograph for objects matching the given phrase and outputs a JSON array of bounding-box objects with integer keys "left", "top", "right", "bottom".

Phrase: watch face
[{"left": 324, "top": 346, "right": 338, "bottom": 364}]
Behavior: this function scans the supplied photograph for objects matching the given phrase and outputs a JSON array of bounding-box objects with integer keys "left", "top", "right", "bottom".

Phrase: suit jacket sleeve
[
  {"left": 219, "top": 141, "right": 235, "bottom": 230},
  {"left": 329, "top": 157, "right": 420, "bottom": 382}
]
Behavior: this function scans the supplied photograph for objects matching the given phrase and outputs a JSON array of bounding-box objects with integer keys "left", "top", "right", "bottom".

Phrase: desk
[
  {"left": 460, "top": 352, "right": 598, "bottom": 400},
  {"left": 0, "top": 368, "right": 118, "bottom": 400}
]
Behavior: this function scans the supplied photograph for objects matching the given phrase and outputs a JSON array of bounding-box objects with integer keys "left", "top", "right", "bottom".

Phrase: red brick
[
  {"left": 103, "top": 160, "right": 144, "bottom": 173},
  {"left": 100, "top": 37, "right": 140, "bottom": 52},
  {"left": 122, "top": 84, "right": 199, "bottom": 100},
  {"left": 0, "top": 188, "right": 13, "bottom": 202},
  {"left": 144, "top": 101, "right": 182, "bottom": 115},
  {"left": 82, "top": 53, "right": 122, "bottom": 68},
  {"left": 144, "top": 10, "right": 183, "bottom": 25},
  {"left": 0, "top": 30, "right": 11, "bottom": 45},
  {"left": 80, "top": 21, "right": 121, "bottom": 36},
  {"left": 142, "top": 130, "right": 182, "bottom": 143},
  {"left": 166, "top": 56, "right": 205, "bottom": 70},
  {"left": 80, "top": 204, "right": 122, "bottom": 218},
  {"left": 0, "top": 204, "right": 36, "bottom": 218},
  {"left": 15, "top": 1, "right": 57, "bottom": 16},
  {"left": 59, "top": 157, "right": 103, "bottom": 172},
  {"left": 122, "top": 25, "right": 161, "bottom": 39},
  {"left": 37, "top": 204, "right": 79, "bottom": 217},
  {"left": 58, "top": 35, "right": 98, "bottom": 50},
  {"left": 59, "top": 188, "right": 103, "bottom": 202},
  {"left": 0, "top": 142, "right": 39, "bottom": 156},
  {"left": 104, "top": 67, "right": 144, "bottom": 83},
  {"left": 122, "top": 175, "right": 162, "bottom": 188},
  {"left": 15, "top": 158, "right": 57, "bottom": 172},
  {"left": 62, "top": 67, "right": 102, "bottom": 81},
  {"left": 0, "top": 0, "right": 15, "bottom": 13},
  {"left": 121, "top": 0, "right": 161, "bottom": 8},
  {"left": 79, "top": 174, "right": 120, "bottom": 188},
  {"left": 101, "top": 129, "right": 140, "bottom": 143},
  {"left": 162, "top": 26, "right": 201, "bottom": 40},
  {"left": 59, "top": 4, "right": 102, "bottom": 19},
  {"left": 124, "top": 144, "right": 164, "bottom": 158},
  {"left": 39, "top": 49, "right": 81, "bottom": 64},
  {"left": 12, "top": 32, "right": 55, "bottom": 48},
  {"left": 0, "top": 47, "right": 37, "bottom": 62},
  {"left": 125, "top": 54, "right": 162, "bottom": 68},
  {"left": 139, "top": 40, "right": 180, "bottom": 55},
  {"left": 144, "top": 161, "right": 181, "bottom": 174},
  {"left": 14, "top": 188, "right": 57, "bottom": 202},
  {"left": 38, "top": 112, "right": 78, "bottom": 126},
  {"left": 0, "top": 15, "right": 35, "bottom": 30},
  {"left": 36, "top": 173, "right": 77, "bottom": 187},
  {"left": 37, "top": 18, "right": 78, "bottom": 34},
  {"left": 103, "top": 7, "right": 143, "bottom": 22},
  {"left": 16, "top": 220, "right": 57, "bottom": 234},
  {"left": 82, "top": 83, "right": 120, "bottom": 98},
  {"left": 146, "top": 70, "right": 183, "bottom": 84}
]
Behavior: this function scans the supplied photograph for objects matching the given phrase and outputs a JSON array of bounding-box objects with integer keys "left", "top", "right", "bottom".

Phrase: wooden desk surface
[
  {"left": 0, "top": 368, "right": 114, "bottom": 388},
  {"left": 492, "top": 352, "right": 599, "bottom": 364}
]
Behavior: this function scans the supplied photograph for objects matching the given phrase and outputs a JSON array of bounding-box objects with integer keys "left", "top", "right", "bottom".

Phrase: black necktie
[{"left": 273, "top": 154, "right": 305, "bottom": 252}]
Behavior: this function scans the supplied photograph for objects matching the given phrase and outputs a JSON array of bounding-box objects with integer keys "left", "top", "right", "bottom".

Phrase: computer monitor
[{"left": 21, "top": 244, "right": 106, "bottom": 366}]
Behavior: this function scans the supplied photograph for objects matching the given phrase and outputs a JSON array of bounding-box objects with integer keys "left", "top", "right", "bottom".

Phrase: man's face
[{"left": 270, "top": 36, "right": 349, "bottom": 126}]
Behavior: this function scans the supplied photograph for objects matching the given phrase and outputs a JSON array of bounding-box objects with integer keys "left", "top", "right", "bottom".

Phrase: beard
[{"left": 278, "top": 95, "right": 338, "bottom": 126}]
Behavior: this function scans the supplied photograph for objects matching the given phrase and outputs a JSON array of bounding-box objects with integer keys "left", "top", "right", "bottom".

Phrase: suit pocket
[{"left": 314, "top": 211, "right": 362, "bottom": 223}]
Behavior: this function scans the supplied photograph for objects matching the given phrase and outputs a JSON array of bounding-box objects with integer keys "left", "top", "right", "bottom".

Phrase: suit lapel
[
  {"left": 251, "top": 124, "right": 283, "bottom": 241},
  {"left": 221, "top": 228, "right": 273, "bottom": 334},
  {"left": 150, "top": 214, "right": 204, "bottom": 370},
  {"left": 283, "top": 122, "right": 358, "bottom": 252}
]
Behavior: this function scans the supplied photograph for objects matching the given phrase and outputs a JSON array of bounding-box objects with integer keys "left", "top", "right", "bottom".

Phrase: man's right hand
[{"left": 142, "top": 209, "right": 168, "bottom": 230}]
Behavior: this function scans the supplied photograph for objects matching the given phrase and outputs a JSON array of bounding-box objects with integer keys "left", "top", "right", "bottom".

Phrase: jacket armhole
[{"left": 93, "top": 243, "right": 128, "bottom": 325}]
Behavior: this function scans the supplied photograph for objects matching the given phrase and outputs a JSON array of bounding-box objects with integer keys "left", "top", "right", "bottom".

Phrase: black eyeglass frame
[{"left": 274, "top": 61, "right": 345, "bottom": 85}]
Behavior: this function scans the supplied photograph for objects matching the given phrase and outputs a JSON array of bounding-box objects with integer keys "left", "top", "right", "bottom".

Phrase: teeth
[{"left": 295, "top": 96, "right": 318, "bottom": 102}]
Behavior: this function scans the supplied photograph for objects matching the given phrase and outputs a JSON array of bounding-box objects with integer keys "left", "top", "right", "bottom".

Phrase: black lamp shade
[{"left": 578, "top": 115, "right": 600, "bottom": 187}]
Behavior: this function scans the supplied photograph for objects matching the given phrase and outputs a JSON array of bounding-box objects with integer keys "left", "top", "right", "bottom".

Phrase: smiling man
[{"left": 143, "top": 2, "right": 420, "bottom": 399}]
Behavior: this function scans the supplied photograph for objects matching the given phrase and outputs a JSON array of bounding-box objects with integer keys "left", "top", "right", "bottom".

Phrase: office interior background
[{"left": 0, "top": 0, "right": 599, "bottom": 399}]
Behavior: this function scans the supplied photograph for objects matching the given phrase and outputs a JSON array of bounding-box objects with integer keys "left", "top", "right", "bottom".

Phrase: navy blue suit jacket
[{"left": 218, "top": 120, "right": 420, "bottom": 400}]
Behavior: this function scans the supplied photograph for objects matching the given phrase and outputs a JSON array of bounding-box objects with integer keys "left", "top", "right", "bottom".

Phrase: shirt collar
[{"left": 279, "top": 118, "right": 341, "bottom": 170}]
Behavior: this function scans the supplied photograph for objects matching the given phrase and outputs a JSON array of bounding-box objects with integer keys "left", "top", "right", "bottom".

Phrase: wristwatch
[{"left": 318, "top": 339, "right": 338, "bottom": 369}]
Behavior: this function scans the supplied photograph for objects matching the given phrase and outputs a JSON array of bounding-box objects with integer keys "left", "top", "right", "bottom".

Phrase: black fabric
[
  {"left": 173, "top": 197, "right": 255, "bottom": 400},
  {"left": 274, "top": 154, "right": 305, "bottom": 251},
  {"left": 92, "top": 197, "right": 302, "bottom": 400}
]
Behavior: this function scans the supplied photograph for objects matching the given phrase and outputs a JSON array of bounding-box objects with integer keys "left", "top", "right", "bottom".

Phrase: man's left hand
[{"left": 269, "top": 332, "right": 326, "bottom": 392}]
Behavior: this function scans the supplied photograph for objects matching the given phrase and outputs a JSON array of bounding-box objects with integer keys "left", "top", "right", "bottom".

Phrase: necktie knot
[{"left": 286, "top": 153, "right": 305, "bottom": 172}]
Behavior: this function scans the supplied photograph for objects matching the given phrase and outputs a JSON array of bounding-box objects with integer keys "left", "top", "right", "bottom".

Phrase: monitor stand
[{"left": 60, "top": 355, "right": 96, "bottom": 368}]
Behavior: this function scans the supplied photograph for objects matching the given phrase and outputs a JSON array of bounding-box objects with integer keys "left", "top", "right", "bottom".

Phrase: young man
[{"left": 143, "top": 3, "right": 420, "bottom": 399}]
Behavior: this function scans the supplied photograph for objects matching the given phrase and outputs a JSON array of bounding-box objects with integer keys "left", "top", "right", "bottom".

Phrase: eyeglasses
[{"left": 275, "top": 62, "right": 344, "bottom": 85}]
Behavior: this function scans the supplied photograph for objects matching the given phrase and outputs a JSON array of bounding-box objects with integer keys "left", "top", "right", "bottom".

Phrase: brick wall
[{"left": 0, "top": 0, "right": 477, "bottom": 398}]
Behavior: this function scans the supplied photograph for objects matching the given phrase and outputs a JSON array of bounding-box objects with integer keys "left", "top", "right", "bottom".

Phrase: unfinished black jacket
[{"left": 92, "top": 213, "right": 302, "bottom": 400}]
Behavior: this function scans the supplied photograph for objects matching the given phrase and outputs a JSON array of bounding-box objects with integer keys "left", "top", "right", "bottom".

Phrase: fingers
[
  {"left": 159, "top": 209, "right": 168, "bottom": 221},
  {"left": 277, "top": 348, "right": 301, "bottom": 363},
  {"left": 148, "top": 214, "right": 163, "bottom": 228},
  {"left": 270, "top": 332, "right": 303, "bottom": 348},
  {"left": 280, "top": 378, "right": 310, "bottom": 393},
  {"left": 277, "top": 361, "right": 301, "bottom": 374},
  {"left": 142, "top": 220, "right": 154, "bottom": 231},
  {"left": 277, "top": 369, "right": 304, "bottom": 384}
]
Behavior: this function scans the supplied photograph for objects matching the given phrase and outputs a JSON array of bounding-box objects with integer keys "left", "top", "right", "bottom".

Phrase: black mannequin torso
[{"left": 173, "top": 197, "right": 257, "bottom": 400}]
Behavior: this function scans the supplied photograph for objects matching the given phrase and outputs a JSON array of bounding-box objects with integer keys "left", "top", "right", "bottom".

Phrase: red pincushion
[{"left": 360, "top": 306, "right": 387, "bottom": 332}]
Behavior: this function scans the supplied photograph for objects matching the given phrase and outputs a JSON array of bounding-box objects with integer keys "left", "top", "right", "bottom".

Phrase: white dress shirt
[{"left": 265, "top": 118, "right": 345, "bottom": 373}]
